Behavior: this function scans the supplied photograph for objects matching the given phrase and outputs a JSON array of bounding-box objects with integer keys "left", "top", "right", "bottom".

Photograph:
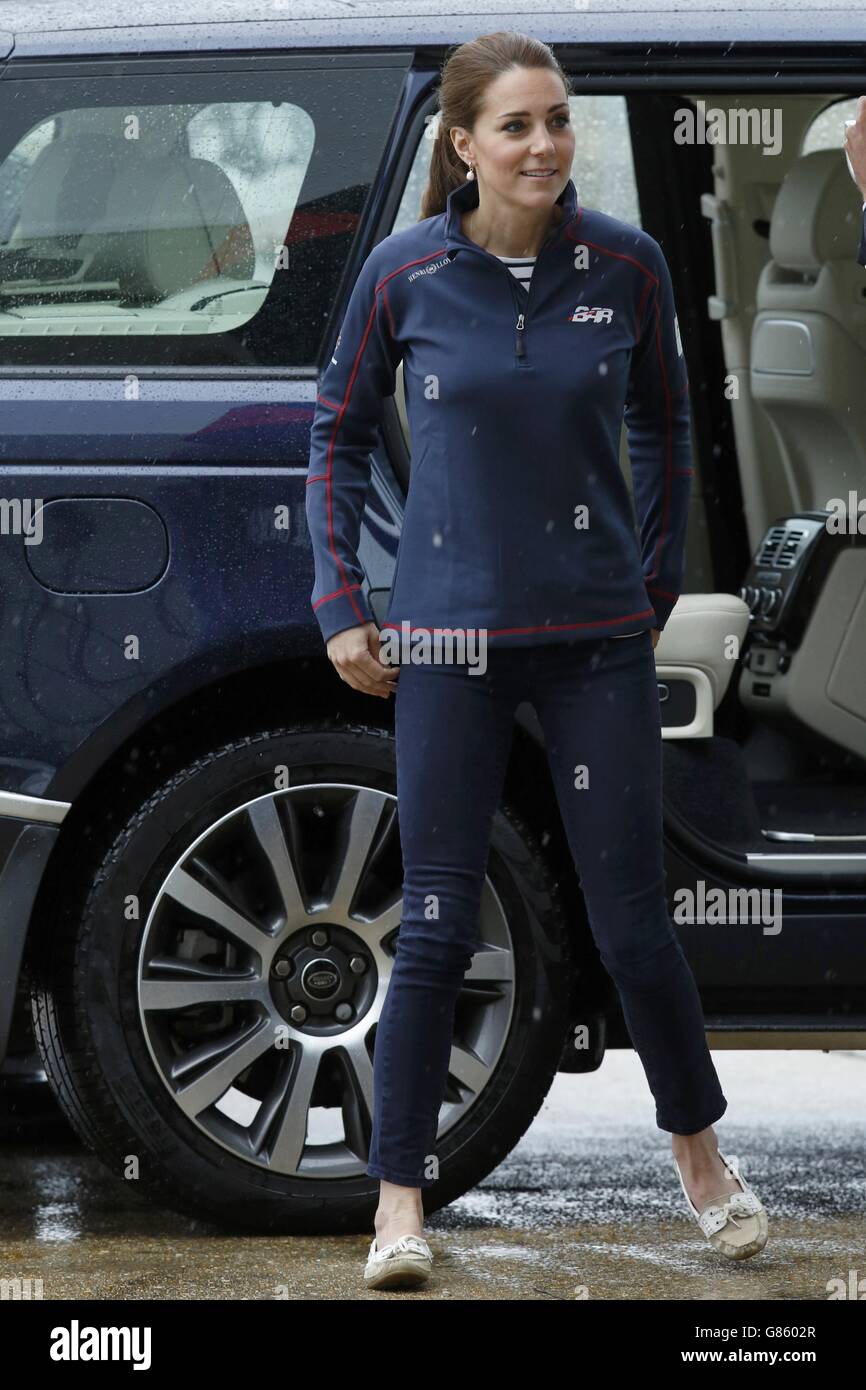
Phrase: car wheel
[{"left": 30, "top": 723, "right": 572, "bottom": 1233}]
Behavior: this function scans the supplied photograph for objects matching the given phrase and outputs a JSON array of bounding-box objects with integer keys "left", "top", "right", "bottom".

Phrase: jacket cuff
[
  {"left": 646, "top": 587, "right": 679, "bottom": 631},
  {"left": 313, "top": 585, "right": 375, "bottom": 645}
]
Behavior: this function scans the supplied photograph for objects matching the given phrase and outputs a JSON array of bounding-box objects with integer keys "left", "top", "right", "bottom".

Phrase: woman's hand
[
  {"left": 326, "top": 621, "right": 400, "bottom": 699},
  {"left": 651, "top": 628, "right": 661, "bottom": 650}
]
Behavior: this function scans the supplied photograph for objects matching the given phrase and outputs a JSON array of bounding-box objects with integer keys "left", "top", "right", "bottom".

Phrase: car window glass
[
  {"left": 802, "top": 97, "right": 862, "bottom": 154},
  {"left": 0, "top": 102, "right": 310, "bottom": 336},
  {"left": 0, "top": 62, "right": 407, "bottom": 369}
]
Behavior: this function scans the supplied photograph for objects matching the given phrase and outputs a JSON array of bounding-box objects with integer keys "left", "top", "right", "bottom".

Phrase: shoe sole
[{"left": 363, "top": 1258, "right": 432, "bottom": 1290}]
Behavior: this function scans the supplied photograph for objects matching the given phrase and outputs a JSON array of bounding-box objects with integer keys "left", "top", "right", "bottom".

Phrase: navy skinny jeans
[{"left": 365, "top": 631, "right": 727, "bottom": 1189}]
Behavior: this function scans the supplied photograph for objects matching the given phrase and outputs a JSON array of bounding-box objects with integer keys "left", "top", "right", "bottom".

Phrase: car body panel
[{"left": 1, "top": 2, "right": 866, "bottom": 59}]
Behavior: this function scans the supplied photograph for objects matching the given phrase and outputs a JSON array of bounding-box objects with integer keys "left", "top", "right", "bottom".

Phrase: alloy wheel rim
[{"left": 136, "top": 782, "right": 517, "bottom": 1178}]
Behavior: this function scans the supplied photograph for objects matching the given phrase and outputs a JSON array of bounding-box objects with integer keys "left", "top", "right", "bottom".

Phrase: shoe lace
[
  {"left": 371, "top": 1233, "right": 430, "bottom": 1260},
  {"left": 699, "top": 1191, "right": 763, "bottom": 1236},
  {"left": 391, "top": 1235, "right": 428, "bottom": 1255}
]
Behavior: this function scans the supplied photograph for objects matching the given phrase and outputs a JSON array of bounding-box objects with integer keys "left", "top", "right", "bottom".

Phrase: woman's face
[{"left": 450, "top": 65, "right": 576, "bottom": 211}]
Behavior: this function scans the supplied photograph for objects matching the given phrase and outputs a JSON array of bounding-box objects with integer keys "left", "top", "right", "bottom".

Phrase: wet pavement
[{"left": 0, "top": 1048, "right": 863, "bottom": 1300}]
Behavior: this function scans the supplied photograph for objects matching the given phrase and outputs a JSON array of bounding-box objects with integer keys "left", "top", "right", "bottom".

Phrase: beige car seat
[{"left": 751, "top": 148, "right": 866, "bottom": 514}]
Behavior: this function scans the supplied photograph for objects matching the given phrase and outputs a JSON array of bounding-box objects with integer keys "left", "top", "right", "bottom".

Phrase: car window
[
  {"left": 802, "top": 97, "right": 862, "bottom": 155},
  {"left": 394, "top": 94, "right": 641, "bottom": 232},
  {"left": 0, "top": 101, "right": 311, "bottom": 330},
  {"left": 0, "top": 118, "right": 58, "bottom": 245},
  {"left": 0, "top": 62, "right": 407, "bottom": 369}
]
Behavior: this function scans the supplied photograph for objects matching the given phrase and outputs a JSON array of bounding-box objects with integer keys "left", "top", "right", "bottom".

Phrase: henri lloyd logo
[
  {"left": 407, "top": 254, "right": 452, "bottom": 284},
  {"left": 569, "top": 305, "right": 615, "bottom": 324}
]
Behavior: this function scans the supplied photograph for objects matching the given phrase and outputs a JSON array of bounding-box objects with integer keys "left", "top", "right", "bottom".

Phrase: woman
[{"left": 305, "top": 30, "right": 769, "bottom": 1291}]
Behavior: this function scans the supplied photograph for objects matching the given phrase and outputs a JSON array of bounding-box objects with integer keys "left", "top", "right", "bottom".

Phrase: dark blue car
[{"left": 1, "top": 1, "right": 865, "bottom": 1232}]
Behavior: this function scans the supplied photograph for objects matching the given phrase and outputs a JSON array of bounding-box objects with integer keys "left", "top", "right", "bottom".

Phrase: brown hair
[{"left": 419, "top": 30, "right": 573, "bottom": 221}]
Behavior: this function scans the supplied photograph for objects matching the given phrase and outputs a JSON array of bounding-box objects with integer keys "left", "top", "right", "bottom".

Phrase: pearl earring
[{"left": 465, "top": 163, "right": 475, "bottom": 180}]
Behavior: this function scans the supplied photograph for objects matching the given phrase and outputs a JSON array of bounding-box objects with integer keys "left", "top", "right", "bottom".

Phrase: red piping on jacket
[{"left": 311, "top": 249, "right": 457, "bottom": 621}]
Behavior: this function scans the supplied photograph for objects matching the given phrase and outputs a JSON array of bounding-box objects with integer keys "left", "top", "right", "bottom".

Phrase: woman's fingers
[
  {"left": 327, "top": 622, "right": 400, "bottom": 697},
  {"left": 351, "top": 648, "right": 400, "bottom": 697}
]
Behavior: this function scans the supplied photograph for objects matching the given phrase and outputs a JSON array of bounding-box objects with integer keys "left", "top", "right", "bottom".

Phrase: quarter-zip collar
[{"left": 444, "top": 174, "right": 579, "bottom": 258}]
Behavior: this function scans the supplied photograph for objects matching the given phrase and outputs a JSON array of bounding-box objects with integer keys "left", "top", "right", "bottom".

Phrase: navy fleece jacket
[{"left": 305, "top": 175, "right": 694, "bottom": 648}]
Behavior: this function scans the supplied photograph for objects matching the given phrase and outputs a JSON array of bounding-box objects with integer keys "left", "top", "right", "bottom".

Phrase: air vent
[
  {"left": 758, "top": 525, "right": 787, "bottom": 564},
  {"left": 776, "top": 529, "right": 806, "bottom": 567},
  {"left": 758, "top": 525, "right": 807, "bottom": 568}
]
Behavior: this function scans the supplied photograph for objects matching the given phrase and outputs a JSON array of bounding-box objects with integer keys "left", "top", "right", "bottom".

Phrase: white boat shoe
[
  {"left": 673, "top": 1148, "right": 769, "bottom": 1260},
  {"left": 363, "top": 1232, "right": 433, "bottom": 1290}
]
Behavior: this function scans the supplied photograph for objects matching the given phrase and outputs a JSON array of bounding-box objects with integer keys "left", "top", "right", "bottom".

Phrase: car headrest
[
  {"left": 90, "top": 154, "right": 256, "bottom": 301},
  {"left": 15, "top": 134, "right": 128, "bottom": 243},
  {"left": 769, "top": 148, "right": 864, "bottom": 272}
]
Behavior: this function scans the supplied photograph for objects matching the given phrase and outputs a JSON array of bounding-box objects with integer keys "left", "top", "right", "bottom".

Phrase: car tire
[{"left": 29, "top": 723, "right": 573, "bottom": 1234}]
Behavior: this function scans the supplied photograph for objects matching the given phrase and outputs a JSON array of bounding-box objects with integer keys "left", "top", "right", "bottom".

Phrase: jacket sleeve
[
  {"left": 623, "top": 238, "right": 694, "bottom": 631},
  {"left": 304, "top": 242, "right": 403, "bottom": 645}
]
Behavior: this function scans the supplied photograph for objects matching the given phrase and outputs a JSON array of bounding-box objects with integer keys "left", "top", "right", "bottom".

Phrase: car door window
[
  {"left": 802, "top": 97, "right": 863, "bottom": 155},
  {"left": 0, "top": 59, "right": 407, "bottom": 369}
]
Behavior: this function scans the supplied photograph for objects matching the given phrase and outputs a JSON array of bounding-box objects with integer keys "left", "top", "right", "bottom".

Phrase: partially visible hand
[
  {"left": 326, "top": 621, "right": 399, "bottom": 699},
  {"left": 844, "top": 95, "right": 866, "bottom": 200},
  {"left": 651, "top": 628, "right": 661, "bottom": 650}
]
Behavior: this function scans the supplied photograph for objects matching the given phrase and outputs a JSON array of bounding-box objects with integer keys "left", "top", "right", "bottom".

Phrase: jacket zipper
[
  {"left": 452, "top": 218, "right": 565, "bottom": 367},
  {"left": 503, "top": 267, "right": 528, "bottom": 363},
  {"left": 498, "top": 224, "right": 562, "bottom": 366}
]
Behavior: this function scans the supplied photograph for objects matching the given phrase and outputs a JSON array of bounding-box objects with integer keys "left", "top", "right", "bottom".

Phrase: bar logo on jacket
[{"left": 569, "top": 305, "right": 615, "bottom": 324}]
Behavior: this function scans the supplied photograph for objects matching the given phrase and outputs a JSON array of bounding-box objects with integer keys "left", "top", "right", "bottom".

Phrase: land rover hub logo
[
  {"left": 569, "top": 305, "right": 615, "bottom": 324},
  {"left": 302, "top": 960, "right": 340, "bottom": 998}
]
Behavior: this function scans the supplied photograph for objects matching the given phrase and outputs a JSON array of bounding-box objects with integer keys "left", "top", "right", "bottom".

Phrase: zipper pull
[{"left": 516, "top": 312, "right": 525, "bottom": 359}]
